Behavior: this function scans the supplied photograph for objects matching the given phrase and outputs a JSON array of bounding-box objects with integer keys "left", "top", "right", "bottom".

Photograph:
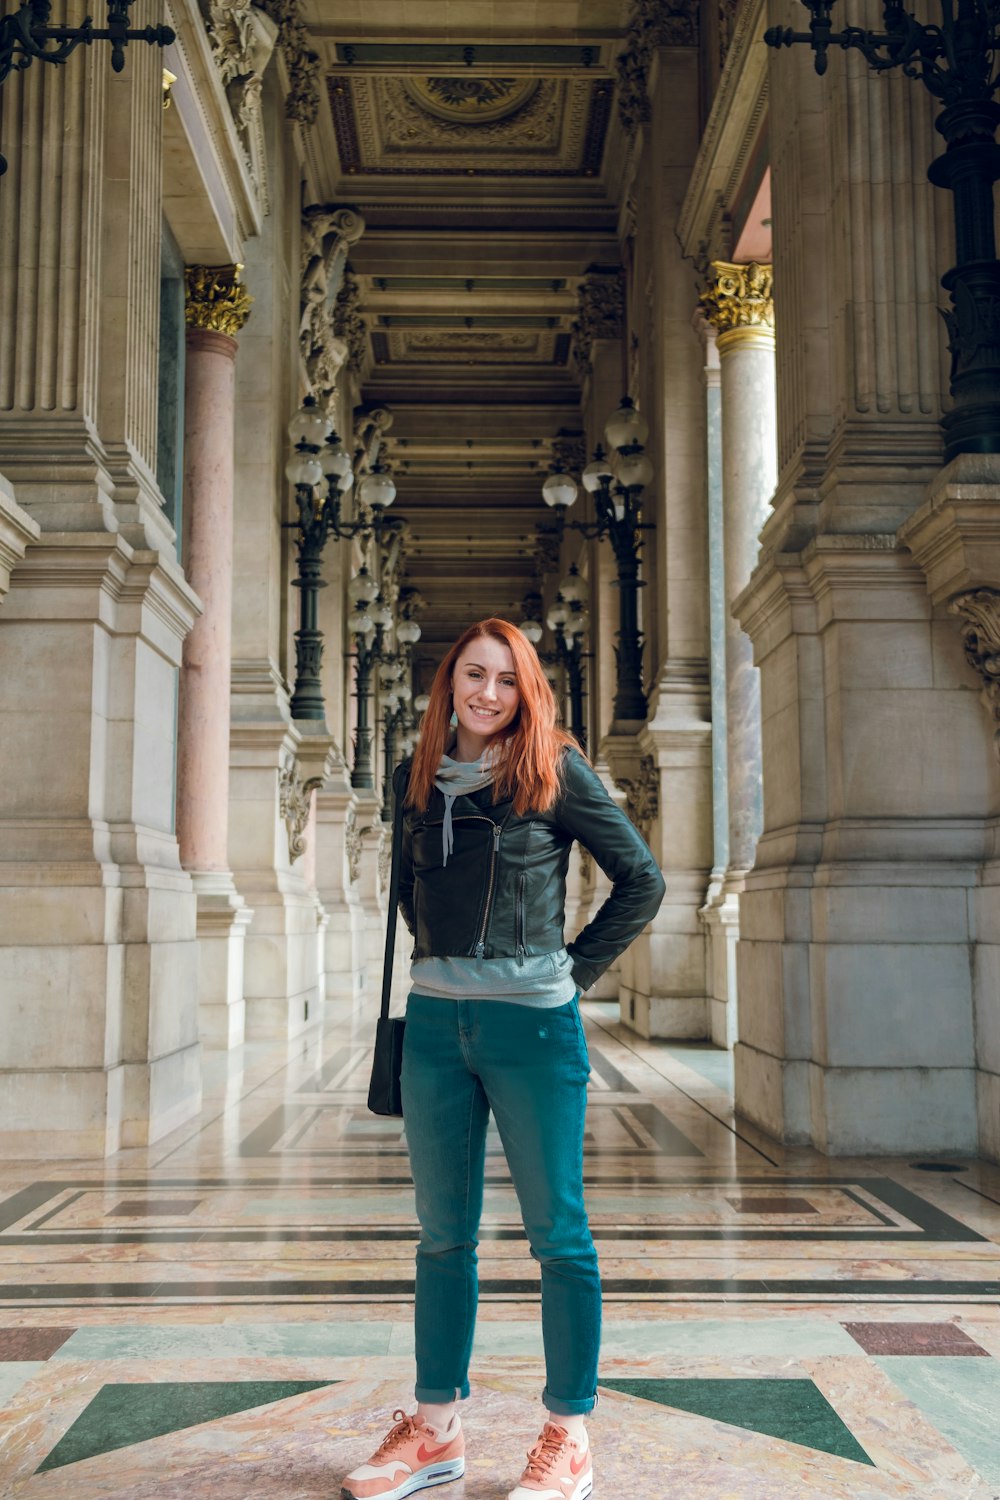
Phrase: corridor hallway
[{"left": 0, "top": 1002, "right": 998, "bottom": 1498}]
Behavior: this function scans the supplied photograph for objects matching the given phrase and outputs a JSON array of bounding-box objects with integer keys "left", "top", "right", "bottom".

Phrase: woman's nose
[{"left": 481, "top": 680, "right": 498, "bottom": 701}]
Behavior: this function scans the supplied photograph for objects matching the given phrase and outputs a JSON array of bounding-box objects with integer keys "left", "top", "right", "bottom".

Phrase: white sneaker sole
[
  {"left": 342, "top": 1456, "right": 465, "bottom": 1500},
  {"left": 508, "top": 1469, "right": 592, "bottom": 1500}
]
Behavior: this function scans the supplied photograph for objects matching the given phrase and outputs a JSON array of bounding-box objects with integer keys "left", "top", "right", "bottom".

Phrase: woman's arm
[
  {"left": 392, "top": 761, "right": 415, "bottom": 935},
  {"left": 555, "top": 749, "right": 665, "bottom": 992}
]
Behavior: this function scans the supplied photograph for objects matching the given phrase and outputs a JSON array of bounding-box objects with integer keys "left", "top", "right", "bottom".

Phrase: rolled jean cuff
[
  {"left": 415, "top": 1380, "right": 471, "bottom": 1403},
  {"left": 542, "top": 1386, "right": 597, "bottom": 1416}
]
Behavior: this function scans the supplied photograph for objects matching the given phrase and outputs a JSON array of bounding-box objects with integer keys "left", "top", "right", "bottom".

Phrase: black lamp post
[
  {"left": 541, "top": 397, "right": 653, "bottom": 723},
  {"left": 0, "top": 0, "right": 175, "bottom": 175},
  {"left": 766, "top": 0, "right": 1000, "bottom": 462},
  {"left": 346, "top": 582, "right": 389, "bottom": 792},
  {"left": 285, "top": 396, "right": 367, "bottom": 721}
]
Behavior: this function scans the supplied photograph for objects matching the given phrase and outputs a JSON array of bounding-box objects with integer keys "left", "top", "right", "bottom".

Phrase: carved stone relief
[
  {"left": 572, "top": 269, "right": 625, "bottom": 377},
  {"left": 614, "top": 754, "right": 660, "bottom": 842},
  {"left": 258, "top": 0, "right": 320, "bottom": 124},
  {"left": 617, "top": 0, "right": 700, "bottom": 136},
  {"left": 202, "top": 0, "right": 278, "bottom": 211},
  {"left": 345, "top": 807, "right": 362, "bottom": 883},
  {"left": 334, "top": 268, "right": 367, "bottom": 376},
  {"left": 949, "top": 587, "right": 1000, "bottom": 759},
  {"left": 300, "top": 206, "right": 365, "bottom": 411}
]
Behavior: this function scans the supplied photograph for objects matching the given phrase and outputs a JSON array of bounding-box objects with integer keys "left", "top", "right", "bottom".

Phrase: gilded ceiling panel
[
  {"left": 383, "top": 329, "right": 555, "bottom": 363},
  {"left": 327, "top": 73, "right": 611, "bottom": 176}
]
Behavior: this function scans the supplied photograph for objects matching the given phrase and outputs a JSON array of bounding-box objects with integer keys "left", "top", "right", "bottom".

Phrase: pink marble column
[{"left": 176, "top": 325, "right": 239, "bottom": 872}]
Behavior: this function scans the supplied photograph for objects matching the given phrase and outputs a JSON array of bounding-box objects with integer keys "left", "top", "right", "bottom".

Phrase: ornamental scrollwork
[
  {"left": 258, "top": 0, "right": 320, "bottom": 124},
  {"left": 614, "top": 754, "right": 660, "bottom": 843},
  {"left": 201, "top": 0, "right": 278, "bottom": 210},
  {"left": 552, "top": 431, "right": 587, "bottom": 476},
  {"left": 571, "top": 269, "right": 625, "bottom": 377},
  {"left": 345, "top": 807, "right": 362, "bottom": 884},
  {"left": 617, "top": 0, "right": 700, "bottom": 136},
  {"left": 699, "top": 261, "right": 774, "bottom": 338},
  {"left": 185, "top": 264, "right": 253, "bottom": 336},
  {"left": 333, "top": 267, "right": 368, "bottom": 375},
  {"left": 376, "top": 825, "right": 391, "bottom": 894},
  {"left": 278, "top": 757, "right": 323, "bottom": 862},
  {"left": 300, "top": 205, "right": 366, "bottom": 413},
  {"left": 948, "top": 587, "right": 1000, "bottom": 759}
]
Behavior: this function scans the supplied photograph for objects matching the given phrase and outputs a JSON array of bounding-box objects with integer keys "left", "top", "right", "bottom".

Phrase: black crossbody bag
[{"left": 367, "top": 767, "right": 408, "bottom": 1117}]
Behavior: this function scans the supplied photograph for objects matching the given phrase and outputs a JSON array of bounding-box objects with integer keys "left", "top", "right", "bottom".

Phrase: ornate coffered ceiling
[
  {"left": 299, "top": 4, "right": 629, "bottom": 650},
  {"left": 327, "top": 72, "right": 612, "bottom": 179}
]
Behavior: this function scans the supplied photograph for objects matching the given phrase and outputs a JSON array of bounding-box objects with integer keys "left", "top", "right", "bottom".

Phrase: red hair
[{"left": 406, "top": 617, "right": 580, "bottom": 816}]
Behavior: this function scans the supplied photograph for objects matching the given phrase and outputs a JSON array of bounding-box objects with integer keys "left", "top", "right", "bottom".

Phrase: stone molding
[
  {"left": 300, "top": 207, "right": 366, "bottom": 411},
  {"left": 0, "top": 475, "right": 39, "bottom": 603},
  {"left": 202, "top": 0, "right": 278, "bottom": 213},
  {"left": 616, "top": 0, "right": 700, "bottom": 137},
  {"left": 572, "top": 268, "right": 625, "bottom": 377},
  {"left": 259, "top": 0, "right": 320, "bottom": 124},
  {"left": 345, "top": 807, "right": 362, "bottom": 884},
  {"left": 185, "top": 265, "right": 253, "bottom": 335},
  {"left": 948, "top": 588, "right": 1000, "bottom": 759},
  {"left": 700, "top": 261, "right": 774, "bottom": 342},
  {"left": 677, "top": 0, "right": 768, "bottom": 259}
]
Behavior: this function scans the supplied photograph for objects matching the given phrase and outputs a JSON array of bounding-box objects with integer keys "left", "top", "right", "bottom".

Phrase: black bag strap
[{"left": 380, "top": 763, "right": 409, "bottom": 1022}]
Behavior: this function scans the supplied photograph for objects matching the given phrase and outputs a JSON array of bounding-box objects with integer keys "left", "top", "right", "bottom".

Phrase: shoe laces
[
  {"left": 523, "top": 1424, "right": 571, "bottom": 1480},
  {"left": 375, "top": 1411, "right": 420, "bottom": 1456}
]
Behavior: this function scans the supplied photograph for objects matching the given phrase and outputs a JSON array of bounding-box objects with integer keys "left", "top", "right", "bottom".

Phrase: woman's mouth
[{"left": 470, "top": 706, "right": 500, "bottom": 719}]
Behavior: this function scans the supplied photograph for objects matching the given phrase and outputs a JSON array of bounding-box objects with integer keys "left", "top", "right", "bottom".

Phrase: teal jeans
[{"left": 401, "top": 992, "right": 600, "bottom": 1416}]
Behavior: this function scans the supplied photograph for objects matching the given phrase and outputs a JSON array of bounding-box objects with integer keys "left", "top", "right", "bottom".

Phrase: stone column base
[
  {"left": 699, "top": 880, "right": 739, "bottom": 1048},
  {"left": 0, "top": 473, "right": 39, "bottom": 601},
  {"left": 190, "top": 873, "right": 253, "bottom": 1049}
]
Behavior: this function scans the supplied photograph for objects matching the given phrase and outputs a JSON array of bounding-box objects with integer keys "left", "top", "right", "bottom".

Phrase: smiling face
[{"left": 450, "top": 634, "right": 521, "bottom": 761}]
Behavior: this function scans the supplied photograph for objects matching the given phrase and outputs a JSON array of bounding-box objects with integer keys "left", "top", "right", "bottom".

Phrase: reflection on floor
[{"left": 1, "top": 999, "right": 1000, "bottom": 1497}]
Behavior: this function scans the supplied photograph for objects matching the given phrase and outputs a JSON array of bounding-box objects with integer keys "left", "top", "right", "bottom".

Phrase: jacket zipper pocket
[
  {"left": 515, "top": 871, "right": 526, "bottom": 966},
  {"left": 474, "top": 823, "right": 503, "bottom": 957}
]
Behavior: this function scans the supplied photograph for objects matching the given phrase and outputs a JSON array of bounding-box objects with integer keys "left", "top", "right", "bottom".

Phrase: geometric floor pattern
[{"left": 1, "top": 998, "right": 999, "bottom": 1497}]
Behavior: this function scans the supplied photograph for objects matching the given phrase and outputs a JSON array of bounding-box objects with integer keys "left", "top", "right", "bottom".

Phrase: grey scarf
[{"left": 435, "top": 747, "right": 496, "bottom": 866}]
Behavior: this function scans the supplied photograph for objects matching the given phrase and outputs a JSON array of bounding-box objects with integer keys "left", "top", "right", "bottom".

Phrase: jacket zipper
[
  {"left": 515, "top": 871, "right": 526, "bottom": 966},
  {"left": 423, "top": 813, "right": 505, "bottom": 958},
  {"left": 474, "top": 823, "right": 503, "bottom": 957}
]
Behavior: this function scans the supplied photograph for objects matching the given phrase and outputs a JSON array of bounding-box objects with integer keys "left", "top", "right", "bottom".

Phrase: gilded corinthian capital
[
  {"left": 699, "top": 261, "right": 774, "bottom": 343},
  {"left": 185, "top": 264, "right": 253, "bottom": 337}
]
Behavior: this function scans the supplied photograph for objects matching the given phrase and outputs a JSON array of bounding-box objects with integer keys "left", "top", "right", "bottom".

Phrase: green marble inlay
[
  {"left": 599, "top": 1378, "right": 873, "bottom": 1465},
  {"left": 877, "top": 1357, "right": 1000, "bottom": 1486},
  {"left": 37, "top": 1380, "right": 337, "bottom": 1471}
]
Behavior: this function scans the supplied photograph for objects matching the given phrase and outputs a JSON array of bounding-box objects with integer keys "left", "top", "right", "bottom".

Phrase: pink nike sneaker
[
  {"left": 508, "top": 1421, "right": 593, "bottom": 1500},
  {"left": 341, "top": 1410, "right": 465, "bottom": 1500}
]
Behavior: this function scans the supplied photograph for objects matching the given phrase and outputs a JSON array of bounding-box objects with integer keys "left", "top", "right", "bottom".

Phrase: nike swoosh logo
[
  {"left": 417, "top": 1441, "right": 452, "bottom": 1463},
  {"left": 570, "top": 1454, "right": 589, "bottom": 1475}
]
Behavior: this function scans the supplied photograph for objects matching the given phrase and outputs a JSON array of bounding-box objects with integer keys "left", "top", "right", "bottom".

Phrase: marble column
[
  {"left": 176, "top": 268, "right": 254, "bottom": 1049},
  {"left": 0, "top": 20, "right": 203, "bottom": 1157},
  {"left": 699, "top": 264, "right": 777, "bottom": 1045}
]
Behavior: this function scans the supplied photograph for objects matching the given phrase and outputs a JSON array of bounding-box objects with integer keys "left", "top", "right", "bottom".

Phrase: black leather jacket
[{"left": 394, "top": 748, "right": 665, "bottom": 993}]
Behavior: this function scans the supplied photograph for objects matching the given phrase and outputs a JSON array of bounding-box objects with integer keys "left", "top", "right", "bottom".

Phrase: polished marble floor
[{"left": 1, "top": 999, "right": 1000, "bottom": 1497}]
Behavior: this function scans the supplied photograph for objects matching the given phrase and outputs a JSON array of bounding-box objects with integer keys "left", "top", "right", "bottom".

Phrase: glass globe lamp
[
  {"left": 287, "top": 396, "right": 333, "bottom": 447},
  {"left": 359, "top": 465, "right": 396, "bottom": 509},
  {"left": 348, "top": 567, "right": 377, "bottom": 604},
  {"left": 396, "top": 618, "right": 421, "bottom": 646},
  {"left": 604, "top": 396, "right": 649, "bottom": 452},
  {"left": 582, "top": 446, "right": 614, "bottom": 493},
  {"left": 547, "top": 599, "right": 570, "bottom": 631},
  {"left": 347, "top": 608, "right": 375, "bottom": 636},
  {"left": 321, "top": 433, "right": 353, "bottom": 488},
  {"left": 285, "top": 445, "right": 323, "bottom": 488},
  {"left": 519, "top": 618, "right": 543, "bottom": 645},
  {"left": 369, "top": 596, "right": 392, "bottom": 629},
  {"left": 616, "top": 450, "right": 654, "bottom": 489},
  {"left": 414, "top": 693, "right": 431, "bottom": 714},
  {"left": 542, "top": 466, "right": 578, "bottom": 509},
  {"left": 559, "top": 565, "right": 586, "bottom": 603}
]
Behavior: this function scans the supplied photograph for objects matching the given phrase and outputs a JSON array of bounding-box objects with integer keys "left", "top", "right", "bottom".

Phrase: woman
[{"left": 342, "top": 618, "right": 665, "bottom": 1500}]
